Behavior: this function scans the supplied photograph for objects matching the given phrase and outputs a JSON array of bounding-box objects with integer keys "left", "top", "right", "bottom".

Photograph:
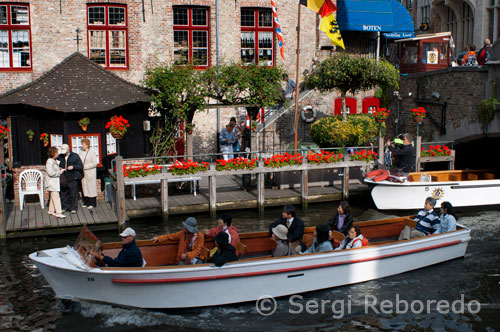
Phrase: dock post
[
  {"left": 415, "top": 136, "right": 422, "bottom": 171},
  {"left": 209, "top": 165, "right": 217, "bottom": 218},
  {"left": 115, "top": 156, "right": 127, "bottom": 231},
  {"left": 257, "top": 159, "right": 265, "bottom": 214},
  {"left": 342, "top": 166, "right": 350, "bottom": 200},
  {"left": 0, "top": 175, "right": 6, "bottom": 242},
  {"left": 301, "top": 169, "right": 308, "bottom": 210},
  {"left": 378, "top": 136, "right": 385, "bottom": 166},
  {"left": 161, "top": 178, "right": 168, "bottom": 221}
]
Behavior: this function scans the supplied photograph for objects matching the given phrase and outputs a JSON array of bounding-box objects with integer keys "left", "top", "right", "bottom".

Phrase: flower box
[
  {"left": 263, "top": 153, "right": 303, "bottom": 168},
  {"left": 168, "top": 160, "right": 209, "bottom": 176},
  {"left": 216, "top": 157, "right": 258, "bottom": 171}
]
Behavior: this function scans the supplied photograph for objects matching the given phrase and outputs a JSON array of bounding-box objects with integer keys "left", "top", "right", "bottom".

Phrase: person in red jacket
[{"left": 204, "top": 214, "right": 240, "bottom": 249}]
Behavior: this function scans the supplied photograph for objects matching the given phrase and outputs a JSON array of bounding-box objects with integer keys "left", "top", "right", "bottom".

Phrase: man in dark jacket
[
  {"left": 94, "top": 227, "right": 143, "bottom": 267},
  {"left": 209, "top": 232, "right": 238, "bottom": 267},
  {"left": 58, "top": 144, "right": 83, "bottom": 213},
  {"left": 387, "top": 133, "right": 415, "bottom": 175},
  {"left": 268, "top": 204, "right": 304, "bottom": 250}
]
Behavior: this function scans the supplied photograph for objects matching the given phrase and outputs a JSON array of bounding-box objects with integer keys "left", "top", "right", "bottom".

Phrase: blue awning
[{"left": 337, "top": 0, "right": 415, "bottom": 39}]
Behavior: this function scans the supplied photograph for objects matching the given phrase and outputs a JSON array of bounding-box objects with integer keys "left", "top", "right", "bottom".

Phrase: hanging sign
[{"left": 427, "top": 51, "right": 438, "bottom": 64}]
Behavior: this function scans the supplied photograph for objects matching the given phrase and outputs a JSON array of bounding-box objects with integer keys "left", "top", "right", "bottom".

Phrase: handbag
[{"left": 60, "top": 172, "right": 68, "bottom": 190}]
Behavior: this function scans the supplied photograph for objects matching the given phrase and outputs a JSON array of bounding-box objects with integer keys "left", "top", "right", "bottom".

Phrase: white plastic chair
[{"left": 19, "top": 169, "right": 44, "bottom": 210}]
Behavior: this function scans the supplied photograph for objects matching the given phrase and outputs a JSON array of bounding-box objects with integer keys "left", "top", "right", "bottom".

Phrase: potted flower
[
  {"left": 40, "top": 132, "right": 49, "bottom": 146},
  {"left": 251, "top": 121, "right": 257, "bottom": 132},
  {"left": 372, "top": 107, "right": 390, "bottom": 123},
  {"left": 26, "top": 129, "right": 34, "bottom": 141},
  {"left": 411, "top": 106, "right": 426, "bottom": 122},
  {"left": 105, "top": 115, "right": 130, "bottom": 139},
  {"left": 0, "top": 125, "right": 9, "bottom": 140},
  {"left": 350, "top": 149, "right": 378, "bottom": 162},
  {"left": 78, "top": 117, "right": 90, "bottom": 132}
]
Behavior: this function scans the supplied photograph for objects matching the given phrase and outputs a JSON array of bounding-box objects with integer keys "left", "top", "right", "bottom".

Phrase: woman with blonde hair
[
  {"left": 45, "top": 147, "right": 66, "bottom": 218},
  {"left": 79, "top": 138, "right": 98, "bottom": 209}
]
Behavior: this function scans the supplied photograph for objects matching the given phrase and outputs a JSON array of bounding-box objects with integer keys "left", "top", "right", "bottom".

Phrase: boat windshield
[{"left": 73, "top": 225, "right": 101, "bottom": 266}]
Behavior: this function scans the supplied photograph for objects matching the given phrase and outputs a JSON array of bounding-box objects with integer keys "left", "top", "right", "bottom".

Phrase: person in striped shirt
[{"left": 398, "top": 197, "right": 440, "bottom": 240}]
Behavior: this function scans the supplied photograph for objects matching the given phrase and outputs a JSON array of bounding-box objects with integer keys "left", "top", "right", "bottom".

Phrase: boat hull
[
  {"left": 366, "top": 178, "right": 500, "bottom": 210},
  {"left": 30, "top": 228, "right": 470, "bottom": 309}
]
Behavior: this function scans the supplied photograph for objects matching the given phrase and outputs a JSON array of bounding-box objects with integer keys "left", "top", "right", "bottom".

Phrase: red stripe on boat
[{"left": 112, "top": 240, "right": 462, "bottom": 284}]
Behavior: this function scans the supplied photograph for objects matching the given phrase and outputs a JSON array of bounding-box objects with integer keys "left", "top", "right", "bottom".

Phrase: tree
[
  {"left": 305, "top": 54, "right": 399, "bottom": 120},
  {"left": 203, "top": 63, "right": 287, "bottom": 120},
  {"left": 144, "top": 65, "right": 207, "bottom": 156}
]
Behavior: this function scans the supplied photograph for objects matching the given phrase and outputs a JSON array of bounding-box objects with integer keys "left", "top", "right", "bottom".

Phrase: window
[
  {"left": 173, "top": 7, "right": 209, "bottom": 68},
  {"left": 0, "top": 3, "right": 31, "bottom": 70},
  {"left": 50, "top": 134, "right": 63, "bottom": 154},
  {"left": 87, "top": 4, "right": 127, "bottom": 69},
  {"left": 69, "top": 134, "right": 102, "bottom": 166},
  {"left": 419, "top": 0, "right": 431, "bottom": 26},
  {"left": 106, "top": 132, "right": 117, "bottom": 155},
  {"left": 406, "top": 0, "right": 412, "bottom": 9},
  {"left": 241, "top": 8, "right": 274, "bottom": 66},
  {"left": 462, "top": 2, "right": 474, "bottom": 50}
]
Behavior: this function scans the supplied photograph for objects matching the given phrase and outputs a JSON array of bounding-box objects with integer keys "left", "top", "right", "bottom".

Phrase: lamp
[
  {"left": 432, "top": 92, "right": 441, "bottom": 100},
  {"left": 143, "top": 120, "right": 151, "bottom": 131}
]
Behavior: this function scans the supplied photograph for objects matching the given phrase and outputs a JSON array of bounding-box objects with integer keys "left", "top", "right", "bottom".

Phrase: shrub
[{"left": 310, "top": 114, "right": 382, "bottom": 148}]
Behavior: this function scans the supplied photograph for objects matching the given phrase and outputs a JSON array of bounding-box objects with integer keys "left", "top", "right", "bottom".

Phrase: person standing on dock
[
  {"left": 79, "top": 138, "right": 98, "bottom": 210},
  {"left": 386, "top": 133, "right": 415, "bottom": 175},
  {"left": 220, "top": 123, "right": 235, "bottom": 161},
  {"left": 58, "top": 144, "right": 83, "bottom": 214},
  {"left": 45, "top": 147, "right": 66, "bottom": 219},
  {"left": 152, "top": 217, "right": 204, "bottom": 265}
]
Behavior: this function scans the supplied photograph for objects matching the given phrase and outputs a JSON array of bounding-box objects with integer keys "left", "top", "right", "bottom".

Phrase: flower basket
[
  {"left": 306, "top": 150, "right": 344, "bottom": 164},
  {"left": 263, "top": 152, "right": 303, "bottom": 168},
  {"left": 106, "top": 115, "right": 130, "bottom": 138},
  {"left": 0, "top": 125, "right": 9, "bottom": 140},
  {"left": 371, "top": 107, "right": 390, "bottom": 123},
  {"left": 168, "top": 160, "right": 210, "bottom": 176},
  {"left": 215, "top": 157, "right": 258, "bottom": 171},
  {"left": 78, "top": 117, "right": 90, "bottom": 132},
  {"left": 420, "top": 145, "right": 452, "bottom": 157},
  {"left": 40, "top": 132, "right": 49, "bottom": 146},
  {"left": 411, "top": 107, "right": 426, "bottom": 122},
  {"left": 350, "top": 149, "right": 378, "bottom": 163},
  {"left": 26, "top": 129, "right": 34, "bottom": 141},
  {"left": 123, "top": 164, "right": 163, "bottom": 178}
]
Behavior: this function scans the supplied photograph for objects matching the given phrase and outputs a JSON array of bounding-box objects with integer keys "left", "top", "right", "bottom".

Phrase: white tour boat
[
  {"left": 364, "top": 169, "right": 500, "bottom": 210},
  {"left": 30, "top": 217, "right": 470, "bottom": 309}
]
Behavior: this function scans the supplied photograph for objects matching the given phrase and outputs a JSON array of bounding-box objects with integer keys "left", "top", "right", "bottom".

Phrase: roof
[{"left": 0, "top": 52, "right": 150, "bottom": 113}]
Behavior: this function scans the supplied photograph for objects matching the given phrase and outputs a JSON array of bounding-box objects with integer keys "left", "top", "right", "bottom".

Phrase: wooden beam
[
  {"left": 209, "top": 165, "right": 217, "bottom": 217},
  {"left": 257, "top": 160, "right": 265, "bottom": 213},
  {"left": 301, "top": 169, "right": 308, "bottom": 210},
  {"left": 161, "top": 179, "right": 168, "bottom": 221},
  {"left": 115, "top": 156, "right": 126, "bottom": 230}
]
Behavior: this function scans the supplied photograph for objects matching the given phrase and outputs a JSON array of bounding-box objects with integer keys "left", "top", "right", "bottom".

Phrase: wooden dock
[{"left": 4, "top": 200, "right": 118, "bottom": 238}]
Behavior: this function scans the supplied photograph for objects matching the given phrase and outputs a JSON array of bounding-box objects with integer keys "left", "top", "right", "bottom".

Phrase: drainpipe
[{"left": 216, "top": 0, "right": 221, "bottom": 155}]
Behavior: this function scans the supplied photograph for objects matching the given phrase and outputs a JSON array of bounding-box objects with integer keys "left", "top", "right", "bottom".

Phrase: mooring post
[
  {"left": 257, "top": 159, "right": 265, "bottom": 214},
  {"left": 301, "top": 168, "right": 308, "bottom": 210},
  {"left": 161, "top": 178, "right": 168, "bottom": 221},
  {"left": 415, "top": 136, "right": 422, "bottom": 171},
  {"left": 115, "top": 156, "right": 127, "bottom": 231},
  {"left": 0, "top": 173, "right": 6, "bottom": 242},
  {"left": 378, "top": 136, "right": 385, "bottom": 166},
  {"left": 209, "top": 165, "right": 217, "bottom": 218},
  {"left": 342, "top": 155, "right": 350, "bottom": 200}
]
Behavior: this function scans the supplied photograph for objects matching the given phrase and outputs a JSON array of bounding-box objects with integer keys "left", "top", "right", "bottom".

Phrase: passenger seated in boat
[
  {"left": 300, "top": 225, "right": 333, "bottom": 254},
  {"left": 327, "top": 201, "right": 353, "bottom": 236},
  {"left": 435, "top": 201, "right": 457, "bottom": 234},
  {"left": 94, "top": 227, "right": 143, "bottom": 267},
  {"left": 208, "top": 232, "right": 238, "bottom": 267},
  {"left": 268, "top": 204, "right": 304, "bottom": 251},
  {"left": 204, "top": 214, "right": 240, "bottom": 249},
  {"left": 271, "top": 224, "right": 293, "bottom": 257},
  {"left": 334, "top": 226, "right": 364, "bottom": 250},
  {"left": 398, "top": 197, "right": 440, "bottom": 240},
  {"left": 152, "top": 217, "right": 204, "bottom": 265}
]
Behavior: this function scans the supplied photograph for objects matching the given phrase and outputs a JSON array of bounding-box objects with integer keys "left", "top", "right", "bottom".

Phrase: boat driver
[{"left": 94, "top": 227, "right": 143, "bottom": 267}]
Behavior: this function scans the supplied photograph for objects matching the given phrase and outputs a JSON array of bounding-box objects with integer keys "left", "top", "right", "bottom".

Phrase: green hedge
[{"left": 310, "top": 114, "right": 383, "bottom": 148}]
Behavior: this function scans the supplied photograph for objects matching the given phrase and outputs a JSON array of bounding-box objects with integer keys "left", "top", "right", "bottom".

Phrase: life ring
[
  {"left": 366, "top": 169, "right": 390, "bottom": 182},
  {"left": 301, "top": 106, "right": 316, "bottom": 123}
]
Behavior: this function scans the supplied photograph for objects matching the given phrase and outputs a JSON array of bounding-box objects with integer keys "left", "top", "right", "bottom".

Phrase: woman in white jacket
[
  {"left": 79, "top": 138, "right": 98, "bottom": 209},
  {"left": 45, "top": 147, "right": 66, "bottom": 218}
]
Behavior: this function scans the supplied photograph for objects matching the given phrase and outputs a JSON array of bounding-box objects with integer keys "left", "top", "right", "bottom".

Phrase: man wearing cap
[
  {"left": 152, "top": 217, "right": 204, "bottom": 265},
  {"left": 58, "top": 144, "right": 83, "bottom": 214},
  {"left": 94, "top": 227, "right": 143, "bottom": 267},
  {"left": 271, "top": 224, "right": 292, "bottom": 257}
]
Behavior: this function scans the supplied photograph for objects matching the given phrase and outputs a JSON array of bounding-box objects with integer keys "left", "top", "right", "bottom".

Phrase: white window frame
[
  {"left": 50, "top": 134, "right": 63, "bottom": 154},
  {"left": 106, "top": 132, "right": 117, "bottom": 155}
]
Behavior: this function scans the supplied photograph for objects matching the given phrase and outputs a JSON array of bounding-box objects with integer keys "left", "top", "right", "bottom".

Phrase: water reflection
[{"left": 1, "top": 198, "right": 499, "bottom": 331}]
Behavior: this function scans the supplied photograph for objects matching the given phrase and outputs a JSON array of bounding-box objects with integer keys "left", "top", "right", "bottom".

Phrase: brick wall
[{"left": 13, "top": 166, "right": 104, "bottom": 206}]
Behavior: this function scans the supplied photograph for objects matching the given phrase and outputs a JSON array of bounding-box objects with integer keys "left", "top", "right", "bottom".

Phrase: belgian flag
[{"left": 299, "top": 0, "right": 337, "bottom": 17}]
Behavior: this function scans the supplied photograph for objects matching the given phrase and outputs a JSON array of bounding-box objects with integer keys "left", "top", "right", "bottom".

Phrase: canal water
[{"left": 1, "top": 192, "right": 499, "bottom": 332}]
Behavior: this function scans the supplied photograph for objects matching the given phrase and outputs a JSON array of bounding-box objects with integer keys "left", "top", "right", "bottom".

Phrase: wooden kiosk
[{"left": 396, "top": 32, "right": 452, "bottom": 74}]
